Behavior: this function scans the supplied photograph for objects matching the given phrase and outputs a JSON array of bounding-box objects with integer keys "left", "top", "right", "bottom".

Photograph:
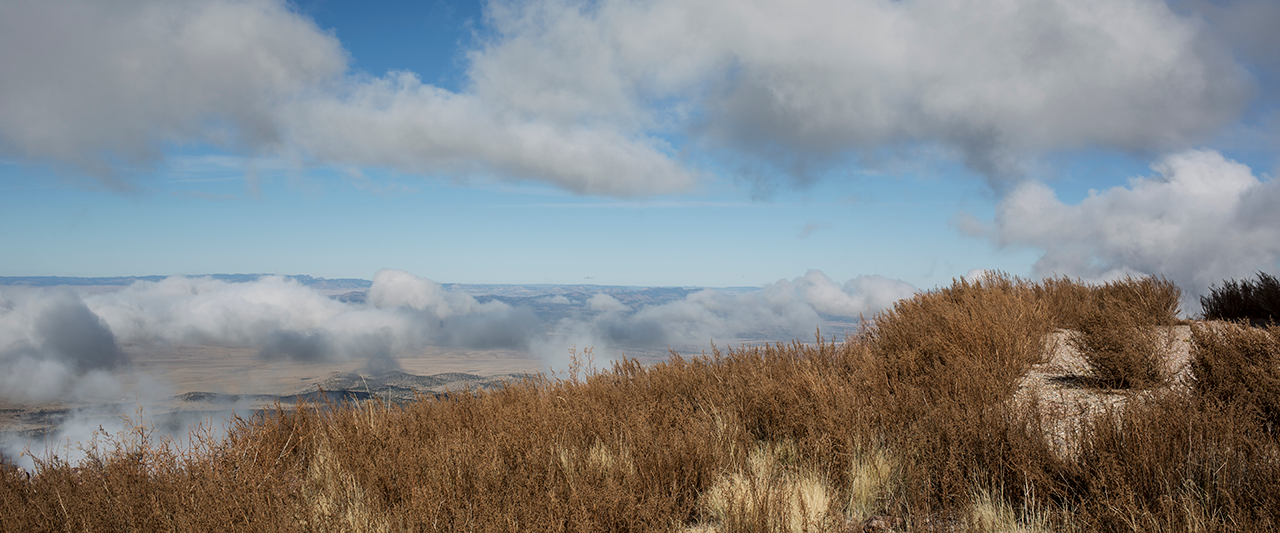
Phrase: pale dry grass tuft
[
  {"left": 967, "top": 486, "right": 1063, "bottom": 533},
  {"left": 698, "top": 440, "right": 835, "bottom": 533},
  {"left": 299, "top": 438, "right": 389, "bottom": 533},
  {"left": 845, "top": 446, "right": 896, "bottom": 523}
]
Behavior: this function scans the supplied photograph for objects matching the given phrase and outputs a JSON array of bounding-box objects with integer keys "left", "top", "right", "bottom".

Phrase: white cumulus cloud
[
  {"left": 472, "top": 0, "right": 1253, "bottom": 182},
  {"left": 975, "top": 149, "right": 1280, "bottom": 307},
  {"left": 0, "top": 289, "right": 127, "bottom": 402},
  {"left": 0, "top": 0, "right": 345, "bottom": 179},
  {"left": 0, "top": 0, "right": 1258, "bottom": 194}
]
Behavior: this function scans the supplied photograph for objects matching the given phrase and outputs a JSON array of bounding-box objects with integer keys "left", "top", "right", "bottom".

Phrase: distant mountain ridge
[
  {"left": 0, "top": 274, "right": 373, "bottom": 291},
  {"left": 0, "top": 275, "right": 760, "bottom": 295}
]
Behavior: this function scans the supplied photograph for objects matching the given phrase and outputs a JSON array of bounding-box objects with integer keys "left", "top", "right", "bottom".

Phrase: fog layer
[{"left": 0, "top": 269, "right": 913, "bottom": 402}]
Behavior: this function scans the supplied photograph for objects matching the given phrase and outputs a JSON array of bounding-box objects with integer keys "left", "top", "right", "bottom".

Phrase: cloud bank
[
  {"left": 0, "top": 269, "right": 915, "bottom": 402},
  {"left": 542, "top": 271, "right": 915, "bottom": 354},
  {"left": 0, "top": 290, "right": 127, "bottom": 402},
  {"left": 973, "top": 149, "right": 1280, "bottom": 308},
  {"left": 0, "top": 0, "right": 1256, "bottom": 192},
  {"left": 474, "top": 0, "right": 1251, "bottom": 180}
]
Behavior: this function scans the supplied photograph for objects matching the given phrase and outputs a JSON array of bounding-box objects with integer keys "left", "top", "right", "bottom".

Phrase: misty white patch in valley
[
  {"left": 0, "top": 268, "right": 913, "bottom": 403},
  {"left": 0, "top": 267, "right": 915, "bottom": 469}
]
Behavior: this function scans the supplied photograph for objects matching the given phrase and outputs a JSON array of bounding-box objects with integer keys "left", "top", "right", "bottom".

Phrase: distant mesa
[
  {"left": 335, "top": 291, "right": 368, "bottom": 304},
  {"left": 176, "top": 391, "right": 276, "bottom": 403},
  {"left": 175, "top": 370, "right": 525, "bottom": 407}
]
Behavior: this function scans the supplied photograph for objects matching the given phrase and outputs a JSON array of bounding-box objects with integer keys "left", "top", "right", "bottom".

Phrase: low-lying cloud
[
  {"left": 0, "top": 290, "right": 127, "bottom": 402},
  {"left": 0, "top": 269, "right": 915, "bottom": 402},
  {"left": 0, "top": 0, "right": 1258, "bottom": 192},
  {"left": 542, "top": 271, "right": 915, "bottom": 355},
  {"left": 89, "top": 272, "right": 538, "bottom": 359},
  {"left": 971, "top": 149, "right": 1280, "bottom": 310}
]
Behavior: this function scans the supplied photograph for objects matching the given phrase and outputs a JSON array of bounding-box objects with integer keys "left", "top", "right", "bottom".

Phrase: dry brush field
[{"left": 2, "top": 274, "right": 1278, "bottom": 532}]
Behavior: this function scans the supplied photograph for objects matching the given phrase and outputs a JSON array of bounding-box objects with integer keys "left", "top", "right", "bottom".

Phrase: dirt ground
[{"left": 1011, "top": 326, "right": 1194, "bottom": 457}]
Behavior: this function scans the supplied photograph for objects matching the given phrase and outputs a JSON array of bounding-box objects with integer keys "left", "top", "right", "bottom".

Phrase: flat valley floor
[{"left": 0, "top": 339, "right": 749, "bottom": 457}]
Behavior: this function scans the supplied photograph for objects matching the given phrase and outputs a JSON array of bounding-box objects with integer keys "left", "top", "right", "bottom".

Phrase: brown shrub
[
  {"left": 1034, "top": 275, "right": 1094, "bottom": 331},
  {"left": 871, "top": 272, "right": 1052, "bottom": 401},
  {"left": 1069, "top": 276, "right": 1181, "bottom": 388},
  {"left": 1072, "top": 390, "right": 1280, "bottom": 531},
  {"left": 864, "top": 273, "right": 1065, "bottom": 511},
  {"left": 1191, "top": 322, "right": 1280, "bottom": 433},
  {"left": 1200, "top": 272, "right": 1280, "bottom": 325},
  {"left": 1093, "top": 275, "right": 1182, "bottom": 326}
]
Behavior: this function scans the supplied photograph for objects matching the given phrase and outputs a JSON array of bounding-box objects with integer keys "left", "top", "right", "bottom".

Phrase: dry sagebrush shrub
[
  {"left": 270, "top": 342, "right": 887, "bottom": 533},
  {"left": 1054, "top": 320, "right": 1280, "bottom": 530},
  {"left": 0, "top": 406, "right": 310, "bottom": 532},
  {"left": 1092, "top": 275, "right": 1183, "bottom": 326},
  {"left": 1069, "top": 276, "right": 1181, "bottom": 388},
  {"left": 1072, "top": 390, "right": 1280, "bottom": 531},
  {"left": 1200, "top": 271, "right": 1280, "bottom": 325},
  {"left": 865, "top": 273, "right": 1066, "bottom": 511},
  {"left": 871, "top": 272, "right": 1053, "bottom": 402},
  {"left": 1033, "top": 276, "right": 1095, "bottom": 331},
  {"left": 1190, "top": 322, "right": 1280, "bottom": 433}
]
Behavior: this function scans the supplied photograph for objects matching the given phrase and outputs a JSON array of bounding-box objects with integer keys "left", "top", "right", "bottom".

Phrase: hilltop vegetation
[
  {"left": 1200, "top": 271, "right": 1280, "bottom": 326},
  {"left": 2, "top": 274, "right": 1278, "bottom": 532}
]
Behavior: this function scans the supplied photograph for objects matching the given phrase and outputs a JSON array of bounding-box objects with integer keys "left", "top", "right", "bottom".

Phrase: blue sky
[{"left": 1, "top": 0, "right": 1278, "bottom": 294}]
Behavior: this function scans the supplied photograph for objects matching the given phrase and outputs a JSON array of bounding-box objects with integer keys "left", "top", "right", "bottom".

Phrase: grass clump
[
  {"left": 843, "top": 445, "right": 897, "bottom": 523},
  {"left": 1200, "top": 271, "right": 1280, "bottom": 325},
  {"left": 695, "top": 440, "right": 835, "bottom": 533},
  {"left": 967, "top": 485, "right": 1061, "bottom": 533}
]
